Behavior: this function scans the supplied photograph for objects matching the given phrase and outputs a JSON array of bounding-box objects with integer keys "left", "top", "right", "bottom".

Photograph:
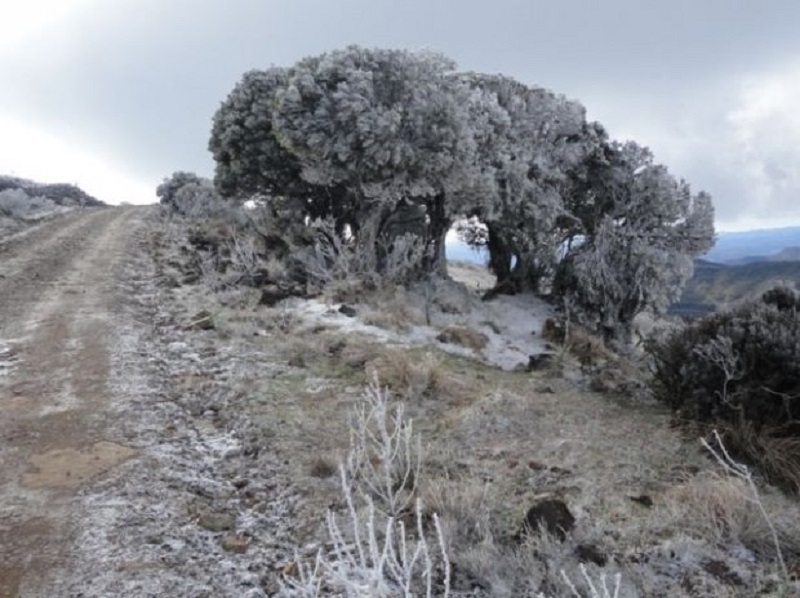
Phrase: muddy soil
[
  {"left": 1, "top": 207, "right": 308, "bottom": 598},
  {"left": 0, "top": 207, "right": 146, "bottom": 596}
]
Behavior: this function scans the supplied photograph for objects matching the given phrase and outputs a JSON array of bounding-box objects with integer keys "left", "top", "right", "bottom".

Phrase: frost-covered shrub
[
  {"left": 171, "top": 181, "right": 227, "bottom": 219},
  {"left": 156, "top": 171, "right": 206, "bottom": 213},
  {"left": 0, "top": 189, "right": 57, "bottom": 218},
  {"left": 295, "top": 218, "right": 429, "bottom": 297},
  {"left": 554, "top": 142, "right": 715, "bottom": 345},
  {"left": 645, "top": 288, "right": 800, "bottom": 489},
  {"left": 27, "top": 195, "right": 56, "bottom": 212},
  {"left": 0, "top": 188, "right": 32, "bottom": 217}
]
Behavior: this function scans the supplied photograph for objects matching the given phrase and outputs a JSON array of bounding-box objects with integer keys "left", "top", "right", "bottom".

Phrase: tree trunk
[
  {"left": 486, "top": 223, "right": 513, "bottom": 282},
  {"left": 424, "top": 195, "right": 450, "bottom": 276}
]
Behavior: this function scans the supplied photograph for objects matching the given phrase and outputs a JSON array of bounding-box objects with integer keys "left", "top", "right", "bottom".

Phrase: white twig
[{"left": 560, "top": 563, "right": 621, "bottom": 598}]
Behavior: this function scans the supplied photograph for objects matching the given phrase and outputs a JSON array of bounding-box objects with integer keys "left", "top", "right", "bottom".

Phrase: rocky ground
[{"left": 1, "top": 207, "right": 799, "bottom": 597}]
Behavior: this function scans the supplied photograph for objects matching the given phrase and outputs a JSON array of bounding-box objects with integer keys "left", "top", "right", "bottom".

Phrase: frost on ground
[
  {"left": 286, "top": 272, "right": 554, "bottom": 372},
  {"left": 59, "top": 220, "right": 308, "bottom": 596},
  {"left": 57, "top": 211, "right": 800, "bottom": 597}
]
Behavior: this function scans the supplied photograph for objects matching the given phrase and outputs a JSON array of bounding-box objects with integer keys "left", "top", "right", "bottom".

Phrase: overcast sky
[{"left": 1, "top": 0, "right": 799, "bottom": 231}]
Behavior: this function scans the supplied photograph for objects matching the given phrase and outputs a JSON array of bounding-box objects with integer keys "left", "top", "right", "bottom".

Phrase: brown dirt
[{"left": 0, "top": 207, "right": 146, "bottom": 597}]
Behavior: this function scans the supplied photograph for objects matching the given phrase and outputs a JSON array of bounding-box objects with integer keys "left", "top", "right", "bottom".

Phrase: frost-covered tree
[
  {"left": 209, "top": 70, "right": 317, "bottom": 199},
  {"left": 206, "top": 46, "right": 714, "bottom": 337},
  {"left": 555, "top": 141, "right": 715, "bottom": 343},
  {"left": 156, "top": 171, "right": 226, "bottom": 217},
  {"left": 271, "top": 46, "right": 481, "bottom": 273},
  {"left": 156, "top": 171, "right": 205, "bottom": 211},
  {"left": 457, "top": 73, "right": 598, "bottom": 292},
  {"left": 172, "top": 181, "right": 225, "bottom": 218}
]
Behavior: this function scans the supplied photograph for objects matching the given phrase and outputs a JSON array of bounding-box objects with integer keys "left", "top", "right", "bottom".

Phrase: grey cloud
[{"left": 1, "top": 0, "right": 799, "bottom": 225}]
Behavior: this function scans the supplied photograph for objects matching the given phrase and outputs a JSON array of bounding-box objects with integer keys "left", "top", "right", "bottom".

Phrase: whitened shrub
[{"left": 0, "top": 189, "right": 31, "bottom": 217}]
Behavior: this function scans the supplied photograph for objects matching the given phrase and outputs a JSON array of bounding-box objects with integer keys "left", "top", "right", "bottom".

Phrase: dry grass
[
  {"left": 365, "top": 348, "right": 452, "bottom": 402},
  {"left": 564, "top": 327, "right": 612, "bottom": 367},
  {"left": 361, "top": 289, "right": 428, "bottom": 333},
  {"left": 154, "top": 219, "right": 800, "bottom": 596},
  {"left": 308, "top": 455, "right": 338, "bottom": 479},
  {"left": 662, "top": 472, "right": 783, "bottom": 556},
  {"left": 422, "top": 478, "right": 498, "bottom": 549},
  {"left": 436, "top": 325, "right": 489, "bottom": 351},
  {"left": 720, "top": 422, "right": 800, "bottom": 494}
]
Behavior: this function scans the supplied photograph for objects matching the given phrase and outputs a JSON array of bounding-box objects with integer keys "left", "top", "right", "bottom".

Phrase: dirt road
[{"left": 0, "top": 207, "right": 146, "bottom": 597}]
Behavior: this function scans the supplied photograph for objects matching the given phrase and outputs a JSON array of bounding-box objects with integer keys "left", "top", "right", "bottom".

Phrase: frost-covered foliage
[
  {"left": 209, "top": 68, "right": 318, "bottom": 202},
  {"left": 208, "top": 45, "right": 715, "bottom": 342},
  {"left": 156, "top": 171, "right": 225, "bottom": 217},
  {"left": 156, "top": 171, "right": 204, "bottom": 212},
  {"left": 646, "top": 287, "right": 800, "bottom": 489},
  {"left": 272, "top": 47, "right": 481, "bottom": 273},
  {"left": 0, "top": 188, "right": 33, "bottom": 217},
  {"left": 296, "top": 218, "right": 429, "bottom": 297},
  {"left": 0, "top": 188, "right": 57, "bottom": 218},
  {"left": 458, "top": 74, "right": 599, "bottom": 293},
  {"left": 281, "top": 379, "right": 451, "bottom": 597},
  {"left": 211, "top": 47, "right": 486, "bottom": 276},
  {"left": 555, "top": 141, "right": 715, "bottom": 343}
]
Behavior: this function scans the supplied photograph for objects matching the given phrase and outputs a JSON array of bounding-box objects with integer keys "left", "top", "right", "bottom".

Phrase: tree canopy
[{"left": 207, "top": 45, "right": 715, "bottom": 343}]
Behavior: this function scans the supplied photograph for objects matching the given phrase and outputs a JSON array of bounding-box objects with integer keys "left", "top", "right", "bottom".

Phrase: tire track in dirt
[{"left": 0, "top": 207, "right": 147, "bottom": 598}]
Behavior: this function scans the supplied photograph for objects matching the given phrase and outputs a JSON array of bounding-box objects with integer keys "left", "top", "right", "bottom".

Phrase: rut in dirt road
[{"left": 0, "top": 207, "right": 147, "bottom": 598}]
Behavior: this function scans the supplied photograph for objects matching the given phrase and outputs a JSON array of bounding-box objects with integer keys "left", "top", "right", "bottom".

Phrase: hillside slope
[{"left": 0, "top": 175, "right": 105, "bottom": 208}]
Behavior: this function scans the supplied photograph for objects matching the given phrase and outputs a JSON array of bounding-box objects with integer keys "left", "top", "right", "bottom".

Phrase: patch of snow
[{"left": 286, "top": 279, "right": 554, "bottom": 371}]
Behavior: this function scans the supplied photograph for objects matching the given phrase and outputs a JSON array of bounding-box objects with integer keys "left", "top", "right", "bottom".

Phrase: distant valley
[{"left": 673, "top": 226, "right": 800, "bottom": 315}]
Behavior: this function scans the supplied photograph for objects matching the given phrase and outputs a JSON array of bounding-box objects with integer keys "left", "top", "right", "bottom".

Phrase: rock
[
  {"left": 338, "top": 304, "right": 357, "bottom": 317},
  {"left": 481, "top": 278, "right": 518, "bottom": 301},
  {"left": 589, "top": 369, "right": 623, "bottom": 393},
  {"left": 220, "top": 534, "right": 248, "bottom": 554},
  {"left": 628, "top": 494, "right": 653, "bottom": 508},
  {"left": 518, "top": 497, "right": 575, "bottom": 541},
  {"left": 702, "top": 559, "right": 744, "bottom": 586},
  {"left": 259, "top": 285, "right": 292, "bottom": 307},
  {"left": 198, "top": 512, "right": 235, "bottom": 532},
  {"left": 542, "top": 318, "right": 565, "bottom": 343},
  {"left": 527, "top": 353, "right": 556, "bottom": 372},
  {"left": 261, "top": 575, "right": 281, "bottom": 595},
  {"left": 188, "top": 310, "right": 215, "bottom": 331},
  {"left": 574, "top": 543, "right": 607, "bottom": 566}
]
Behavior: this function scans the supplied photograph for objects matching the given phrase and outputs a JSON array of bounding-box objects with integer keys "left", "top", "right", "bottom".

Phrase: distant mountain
[
  {"left": 774, "top": 247, "right": 800, "bottom": 261},
  {"left": 672, "top": 258, "right": 800, "bottom": 315},
  {"left": 729, "top": 246, "right": 800, "bottom": 265},
  {"left": 704, "top": 226, "right": 800, "bottom": 263},
  {"left": 0, "top": 175, "right": 105, "bottom": 207}
]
